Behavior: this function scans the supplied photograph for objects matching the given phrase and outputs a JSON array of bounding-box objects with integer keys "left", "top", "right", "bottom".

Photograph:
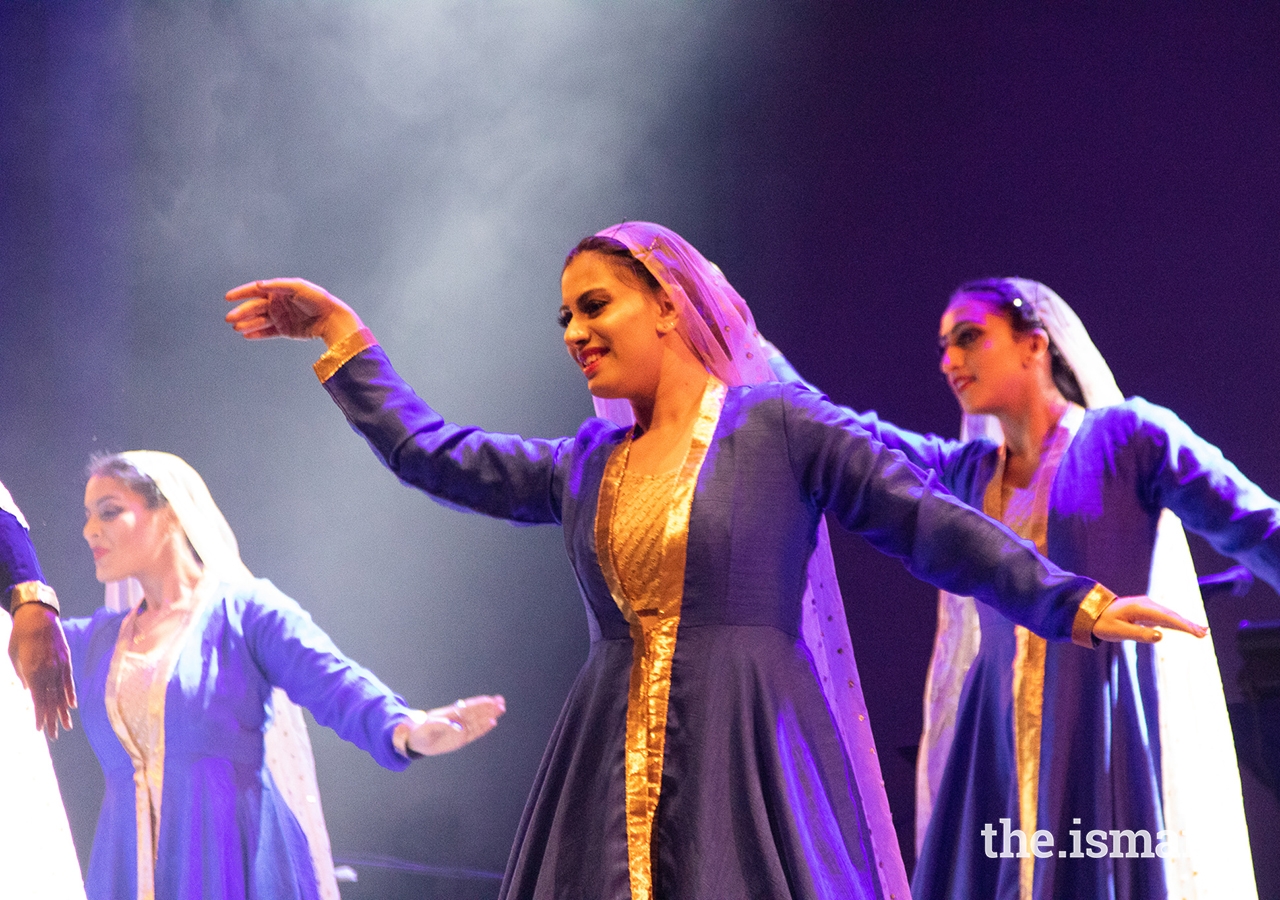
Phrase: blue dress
[
  {"left": 63, "top": 578, "right": 414, "bottom": 900},
  {"left": 846, "top": 399, "right": 1280, "bottom": 899},
  {"left": 322, "top": 345, "right": 1111, "bottom": 900}
]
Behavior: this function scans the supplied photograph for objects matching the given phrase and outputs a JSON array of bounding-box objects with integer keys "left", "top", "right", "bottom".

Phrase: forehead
[
  {"left": 939, "top": 293, "right": 1004, "bottom": 333},
  {"left": 560, "top": 251, "right": 643, "bottom": 301},
  {"left": 85, "top": 474, "right": 138, "bottom": 504}
]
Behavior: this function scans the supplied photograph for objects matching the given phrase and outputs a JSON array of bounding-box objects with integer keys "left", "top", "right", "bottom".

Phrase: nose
[
  {"left": 563, "top": 314, "right": 587, "bottom": 349},
  {"left": 83, "top": 515, "right": 97, "bottom": 543},
  {"left": 939, "top": 343, "right": 959, "bottom": 373}
]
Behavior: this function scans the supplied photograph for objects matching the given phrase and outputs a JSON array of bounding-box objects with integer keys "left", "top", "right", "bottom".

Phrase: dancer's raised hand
[{"left": 225, "top": 278, "right": 364, "bottom": 346}]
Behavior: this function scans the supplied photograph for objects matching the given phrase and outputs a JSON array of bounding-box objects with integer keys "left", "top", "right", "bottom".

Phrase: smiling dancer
[
  {"left": 834, "top": 278, "right": 1276, "bottom": 899},
  {"left": 226, "top": 223, "right": 1204, "bottom": 900}
]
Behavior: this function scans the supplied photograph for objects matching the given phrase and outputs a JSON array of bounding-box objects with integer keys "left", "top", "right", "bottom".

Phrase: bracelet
[
  {"left": 1071, "top": 583, "right": 1115, "bottom": 648},
  {"left": 10, "top": 581, "right": 60, "bottom": 616},
  {"left": 313, "top": 327, "right": 378, "bottom": 383}
]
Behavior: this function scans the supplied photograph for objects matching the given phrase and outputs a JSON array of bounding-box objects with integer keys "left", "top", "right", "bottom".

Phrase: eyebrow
[
  {"left": 938, "top": 319, "right": 983, "bottom": 343},
  {"left": 572, "top": 288, "right": 608, "bottom": 307}
]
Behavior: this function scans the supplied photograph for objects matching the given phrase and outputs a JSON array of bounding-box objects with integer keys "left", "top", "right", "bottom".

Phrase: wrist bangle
[
  {"left": 10, "top": 581, "right": 60, "bottom": 616},
  {"left": 313, "top": 327, "right": 378, "bottom": 383},
  {"left": 1071, "top": 583, "right": 1115, "bottom": 648}
]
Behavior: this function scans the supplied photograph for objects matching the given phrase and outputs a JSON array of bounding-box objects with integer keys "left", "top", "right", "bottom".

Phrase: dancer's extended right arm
[{"left": 227, "top": 279, "right": 577, "bottom": 524}]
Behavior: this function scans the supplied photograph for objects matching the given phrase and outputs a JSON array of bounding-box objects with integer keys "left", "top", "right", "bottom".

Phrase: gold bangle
[
  {"left": 313, "top": 327, "right": 378, "bottom": 383},
  {"left": 1071, "top": 583, "right": 1115, "bottom": 648},
  {"left": 10, "top": 581, "right": 60, "bottom": 616}
]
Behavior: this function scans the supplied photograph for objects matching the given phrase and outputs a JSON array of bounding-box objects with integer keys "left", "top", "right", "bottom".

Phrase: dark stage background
[{"left": 3, "top": 3, "right": 1278, "bottom": 897}]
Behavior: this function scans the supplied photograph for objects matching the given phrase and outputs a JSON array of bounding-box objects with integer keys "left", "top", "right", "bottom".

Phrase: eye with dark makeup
[
  {"left": 557, "top": 296, "right": 607, "bottom": 329},
  {"left": 91, "top": 503, "right": 124, "bottom": 522},
  {"left": 939, "top": 324, "right": 983, "bottom": 356}
]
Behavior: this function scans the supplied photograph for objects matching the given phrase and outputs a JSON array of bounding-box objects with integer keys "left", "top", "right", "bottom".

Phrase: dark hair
[
  {"left": 564, "top": 234, "right": 663, "bottom": 295},
  {"left": 951, "top": 278, "right": 1086, "bottom": 407},
  {"left": 86, "top": 453, "right": 167, "bottom": 510}
]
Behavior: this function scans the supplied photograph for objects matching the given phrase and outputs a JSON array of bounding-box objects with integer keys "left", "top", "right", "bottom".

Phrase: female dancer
[
  {"left": 65, "top": 450, "right": 505, "bottom": 900},
  {"left": 842, "top": 278, "right": 1276, "bottom": 899},
  {"left": 226, "top": 223, "right": 1202, "bottom": 900}
]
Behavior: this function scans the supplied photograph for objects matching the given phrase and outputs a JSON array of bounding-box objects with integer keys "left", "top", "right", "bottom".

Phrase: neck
[
  {"left": 628, "top": 349, "right": 710, "bottom": 436},
  {"left": 134, "top": 542, "right": 203, "bottom": 615},
  {"left": 994, "top": 386, "right": 1071, "bottom": 465}
]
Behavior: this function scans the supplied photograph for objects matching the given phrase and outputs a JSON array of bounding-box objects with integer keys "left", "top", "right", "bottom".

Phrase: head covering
[
  {"left": 583, "top": 222, "right": 910, "bottom": 897},
  {"left": 953, "top": 278, "right": 1122, "bottom": 445},
  {"left": 587, "top": 222, "right": 775, "bottom": 426},
  {"left": 97, "top": 451, "right": 342, "bottom": 900},
  {"left": 103, "top": 451, "right": 251, "bottom": 611},
  {"left": 917, "top": 281, "right": 1254, "bottom": 895}
]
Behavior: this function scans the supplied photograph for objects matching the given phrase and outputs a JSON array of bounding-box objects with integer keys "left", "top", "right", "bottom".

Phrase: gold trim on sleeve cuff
[
  {"left": 313, "top": 327, "right": 378, "bottom": 383},
  {"left": 1071, "top": 584, "right": 1116, "bottom": 648},
  {"left": 10, "top": 581, "right": 60, "bottom": 616}
]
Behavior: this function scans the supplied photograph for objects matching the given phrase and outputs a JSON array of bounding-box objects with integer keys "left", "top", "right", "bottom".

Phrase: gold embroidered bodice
[{"left": 610, "top": 469, "right": 680, "bottom": 611}]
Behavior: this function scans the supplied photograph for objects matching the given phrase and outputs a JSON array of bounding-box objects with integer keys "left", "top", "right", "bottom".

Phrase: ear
[
  {"left": 1021, "top": 328, "right": 1051, "bottom": 368},
  {"left": 158, "top": 505, "right": 188, "bottom": 544},
  {"left": 653, "top": 289, "right": 679, "bottom": 335}
]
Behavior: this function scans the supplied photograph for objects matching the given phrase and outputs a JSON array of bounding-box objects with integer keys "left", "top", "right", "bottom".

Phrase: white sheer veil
[
  {"left": 915, "top": 281, "right": 1255, "bottom": 897},
  {"left": 101, "top": 451, "right": 343, "bottom": 900},
  {"left": 585, "top": 222, "right": 911, "bottom": 898}
]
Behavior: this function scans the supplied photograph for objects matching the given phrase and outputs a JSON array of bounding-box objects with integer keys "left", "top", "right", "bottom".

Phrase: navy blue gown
[{"left": 324, "top": 345, "right": 1112, "bottom": 900}]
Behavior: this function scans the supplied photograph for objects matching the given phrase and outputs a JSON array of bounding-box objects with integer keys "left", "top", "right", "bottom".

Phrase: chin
[
  {"left": 586, "top": 380, "right": 624, "bottom": 400},
  {"left": 956, "top": 395, "right": 994, "bottom": 417}
]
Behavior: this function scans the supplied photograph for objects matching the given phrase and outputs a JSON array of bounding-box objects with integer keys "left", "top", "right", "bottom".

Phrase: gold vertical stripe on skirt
[
  {"left": 983, "top": 405, "right": 1083, "bottom": 900},
  {"left": 594, "top": 377, "right": 726, "bottom": 900},
  {"left": 1012, "top": 626, "right": 1047, "bottom": 900}
]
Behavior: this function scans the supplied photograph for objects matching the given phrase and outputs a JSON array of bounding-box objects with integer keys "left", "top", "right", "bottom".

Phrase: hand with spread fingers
[
  {"left": 406, "top": 694, "right": 507, "bottom": 757},
  {"left": 225, "top": 278, "right": 364, "bottom": 347},
  {"left": 9, "top": 602, "right": 77, "bottom": 738},
  {"left": 1092, "top": 594, "right": 1208, "bottom": 644}
]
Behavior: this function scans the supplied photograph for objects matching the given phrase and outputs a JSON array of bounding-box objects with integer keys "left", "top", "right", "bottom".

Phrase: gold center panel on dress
[
  {"left": 983, "top": 406, "right": 1083, "bottom": 900},
  {"left": 103, "top": 579, "right": 215, "bottom": 900},
  {"left": 594, "top": 378, "right": 726, "bottom": 900}
]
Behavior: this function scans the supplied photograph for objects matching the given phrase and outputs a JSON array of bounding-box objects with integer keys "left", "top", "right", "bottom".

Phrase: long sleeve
[
  {"left": 0, "top": 480, "right": 52, "bottom": 614},
  {"left": 760, "top": 349, "right": 991, "bottom": 493},
  {"left": 240, "top": 579, "right": 415, "bottom": 771},
  {"left": 1128, "top": 398, "right": 1280, "bottom": 592},
  {"left": 0, "top": 510, "right": 44, "bottom": 614},
  {"left": 323, "top": 345, "right": 576, "bottom": 525},
  {"left": 781, "top": 384, "right": 1102, "bottom": 642}
]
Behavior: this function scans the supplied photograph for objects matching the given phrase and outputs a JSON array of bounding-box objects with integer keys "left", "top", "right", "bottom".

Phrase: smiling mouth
[
  {"left": 577, "top": 348, "right": 605, "bottom": 375},
  {"left": 950, "top": 376, "right": 975, "bottom": 393}
]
